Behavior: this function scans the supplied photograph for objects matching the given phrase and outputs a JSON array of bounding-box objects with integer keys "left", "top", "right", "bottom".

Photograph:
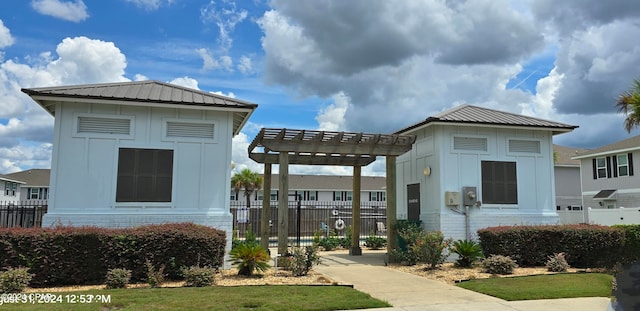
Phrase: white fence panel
[
  {"left": 587, "top": 207, "right": 640, "bottom": 226},
  {"left": 556, "top": 210, "right": 586, "bottom": 224}
]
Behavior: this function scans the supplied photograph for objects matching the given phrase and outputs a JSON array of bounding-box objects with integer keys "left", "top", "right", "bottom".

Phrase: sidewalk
[{"left": 314, "top": 250, "right": 611, "bottom": 311}]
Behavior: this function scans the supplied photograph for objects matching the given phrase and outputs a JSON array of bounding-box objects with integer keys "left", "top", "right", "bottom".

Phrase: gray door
[{"left": 407, "top": 183, "right": 420, "bottom": 221}]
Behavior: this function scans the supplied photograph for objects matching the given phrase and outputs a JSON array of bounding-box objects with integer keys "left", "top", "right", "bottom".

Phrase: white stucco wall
[
  {"left": 397, "top": 124, "right": 560, "bottom": 241},
  {"left": 43, "top": 101, "right": 235, "bottom": 267}
]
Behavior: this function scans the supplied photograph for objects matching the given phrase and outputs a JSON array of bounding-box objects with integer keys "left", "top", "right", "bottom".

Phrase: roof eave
[
  {"left": 572, "top": 146, "right": 640, "bottom": 160},
  {"left": 395, "top": 120, "right": 577, "bottom": 135}
]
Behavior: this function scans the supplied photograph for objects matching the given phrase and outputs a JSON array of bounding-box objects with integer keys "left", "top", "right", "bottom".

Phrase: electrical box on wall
[
  {"left": 445, "top": 191, "right": 460, "bottom": 206},
  {"left": 462, "top": 186, "right": 477, "bottom": 206}
]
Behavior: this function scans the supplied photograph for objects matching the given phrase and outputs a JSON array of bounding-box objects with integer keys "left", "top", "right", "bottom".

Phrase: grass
[
  {"left": 456, "top": 273, "right": 613, "bottom": 301},
  {"left": 3, "top": 285, "right": 390, "bottom": 311}
]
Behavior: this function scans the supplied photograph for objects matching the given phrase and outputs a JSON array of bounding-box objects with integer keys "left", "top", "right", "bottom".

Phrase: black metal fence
[
  {"left": 0, "top": 201, "right": 48, "bottom": 228},
  {"left": 231, "top": 201, "right": 387, "bottom": 246}
]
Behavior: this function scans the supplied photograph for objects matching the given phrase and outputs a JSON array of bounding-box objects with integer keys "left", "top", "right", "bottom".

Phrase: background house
[
  {"left": 553, "top": 144, "right": 587, "bottom": 210},
  {"left": 231, "top": 174, "right": 387, "bottom": 206},
  {"left": 572, "top": 135, "right": 640, "bottom": 209},
  {"left": 4, "top": 169, "right": 50, "bottom": 202},
  {"left": 394, "top": 105, "right": 577, "bottom": 240},
  {"left": 0, "top": 175, "right": 25, "bottom": 201},
  {"left": 22, "top": 80, "right": 257, "bottom": 261}
]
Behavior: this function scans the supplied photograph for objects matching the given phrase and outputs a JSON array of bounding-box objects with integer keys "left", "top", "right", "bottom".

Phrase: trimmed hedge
[
  {"left": 477, "top": 225, "right": 624, "bottom": 268},
  {"left": 0, "top": 223, "right": 225, "bottom": 287},
  {"left": 613, "top": 224, "right": 640, "bottom": 263}
]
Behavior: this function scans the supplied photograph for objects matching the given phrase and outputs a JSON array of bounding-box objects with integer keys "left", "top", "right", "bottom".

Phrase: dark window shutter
[
  {"left": 606, "top": 156, "right": 612, "bottom": 178},
  {"left": 592, "top": 159, "right": 597, "bottom": 179},
  {"left": 629, "top": 153, "right": 634, "bottom": 176},
  {"left": 613, "top": 156, "right": 618, "bottom": 178}
]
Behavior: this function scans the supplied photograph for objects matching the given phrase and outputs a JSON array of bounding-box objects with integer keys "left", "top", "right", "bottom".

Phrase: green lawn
[
  {"left": 456, "top": 273, "right": 613, "bottom": 301},
  {"left": 2, "top": 285, "right": 390, "bottom": 311}
]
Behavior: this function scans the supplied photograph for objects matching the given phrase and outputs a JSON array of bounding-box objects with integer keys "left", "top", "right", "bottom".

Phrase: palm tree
[
  {"left": 616, "top": 79, "right": 640, "bottom": 133},
  {"left": 231, "top": 168, "right": 263, "bottom": 209}
]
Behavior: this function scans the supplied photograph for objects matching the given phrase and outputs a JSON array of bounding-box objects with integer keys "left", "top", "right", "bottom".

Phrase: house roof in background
[
  {"left": 554, "top": 144, "right": 589, "bottom": 167},
  {"left": 0, "top": 174, "right": 26, "bottom": 184},
  {"left": 572, "top": 135, "right": 640, "bottom": 159},
  {"left": 4, "top": 169, "right": 50, "bottom": 187},
  {"left": 21, "top": 80, "right": 258, "bottom": 136},
  {"left": 395, "top": 104, "right": 578, "bottom": 135},
  {"left": 263, "top": 174, "right": 386, "bottom": 191}
]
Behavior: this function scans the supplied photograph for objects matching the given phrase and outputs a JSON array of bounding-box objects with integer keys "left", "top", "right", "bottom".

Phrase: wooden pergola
[{"left": 248, "top": 128, "right": 416, "bottom": 255}]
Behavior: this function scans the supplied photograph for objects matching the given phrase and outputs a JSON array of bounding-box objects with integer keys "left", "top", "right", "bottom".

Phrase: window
[
  {"left": 270, "top": 190, "right": 278, "bottom": 201},
  {"left": 592, "top": 154, "right": 634, "bottom": 179},
  {"left": 369, "top": 191, "right": 386, "bottom": 201},
  {"left": 29, "top": 188, "right": 49, "bottom": 200},
  {"left": 296, "top": 191, "right": 317, "bottom": 201},
  {"left": 230, "top": 190, "right": 238, "bottom": 201},
  {"left": 481, "top": 161, "right": 517, "bottom": 204},
  {"left": 4, "top": 182, "right": 17, "bottom": 196},
  {"left": 595, "top": 157, "right": 607, "bottom": 179},
  {"left": 116, "top": 148, "right": 174, "bottom": 202},
  {"left": 333, "top": 191, "right": 352, "bottom": 201}
]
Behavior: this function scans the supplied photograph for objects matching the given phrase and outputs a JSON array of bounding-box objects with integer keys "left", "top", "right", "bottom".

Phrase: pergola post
[
  {"left": 277, "top": 152, "right": 289, "bottom": 255},
  {"left": 350, "top": 165, "right": 362, "bottom": 255},
  {"left": 260, "top": 163, "right": 272, "bottom": 251},
  {"left": 386, "top": 155, "right": 398, "bottom": 252}
]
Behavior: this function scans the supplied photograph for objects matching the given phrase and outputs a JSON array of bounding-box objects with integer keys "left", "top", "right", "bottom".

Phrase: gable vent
[
  {"left": 509, "top": 140, "right": 540, "bottom": 153},
  {"left": 166, "top": 122, "right": 215, "bottom": 139},
  {"left": 78, "top": 116, "right": 131, "bottom": 135},
  {"left": 453, "top": 137, "right": 487, "bottom": 151}
]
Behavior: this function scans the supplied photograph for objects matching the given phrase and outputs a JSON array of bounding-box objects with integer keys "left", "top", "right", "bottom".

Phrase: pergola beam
[{"left": 249, "top": 153, "right": 376, "bottom": 166}]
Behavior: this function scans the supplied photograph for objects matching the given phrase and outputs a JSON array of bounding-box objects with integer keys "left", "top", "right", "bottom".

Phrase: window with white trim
[
  {"left": 369, "top": 191, "right": 386, "bottom": 201},
  {"left": 596, "top": 157, "right": 607, "bottom": 179},
  {"left": 4, "top": 182, "right": 17, "bottom": 196},
  {"left": 29, "top": 188, "right": 47, "bottom": 200},
  {"left": 617, "top": 154, "right": 629, "bottom": 177},
  {"left": 333, "top": 191, "right": 352, "bottom": 201}
]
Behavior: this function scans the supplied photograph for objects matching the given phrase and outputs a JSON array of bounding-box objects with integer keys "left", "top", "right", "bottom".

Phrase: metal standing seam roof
[
  {"left": 21, "top": 80, "right": 258, "bottom": 136},
  {"left": 394, "top": 104, "right": 578, "bottom": 135},
  {"left": 572, "top": 135, "right": 640, "bottom": 159}
]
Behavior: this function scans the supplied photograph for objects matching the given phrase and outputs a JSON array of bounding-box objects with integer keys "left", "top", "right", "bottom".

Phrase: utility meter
[{"left": 462, "top": 187, "right": 477, "bottom": 206}]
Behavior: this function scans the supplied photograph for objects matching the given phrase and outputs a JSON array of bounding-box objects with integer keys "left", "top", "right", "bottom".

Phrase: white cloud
[
  {"left": 201, "top": 0, "right": 248, "bottom": 50},
  {"left": 133, "top": 74, "right": 148, "bottom": 81},
  {"left": 196, "top": 48, "right": 233, "bottom": 71},
  {"left": 31, "top": 0, "right": 89, "bottom": 22},
  {"left": 237, "top": 55, "right": 254, "bottom": 75},
  {"left": 0, "top": 20, "right": 15, "bottom": 48},
  {"left": 316, "top": 92, "right": 350, "bottom": 131},
  {"left": 169, "top": 76, "right": 199, "bottom": 89},
  {"left": 124, "top": 0, "right": 175, "bottom": 11},
  {"left": 211, "top": 90, "right": 235, "bottom": 98}
]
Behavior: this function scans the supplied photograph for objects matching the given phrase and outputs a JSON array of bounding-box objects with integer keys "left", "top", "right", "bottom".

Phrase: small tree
[{"left": 231, "top": 169, "right": 263, "bottom": 210}]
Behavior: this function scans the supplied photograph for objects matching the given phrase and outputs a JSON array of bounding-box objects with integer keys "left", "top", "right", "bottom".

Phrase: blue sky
[{"left": 1, "top": 0, "right": 640, "bottom": 175}]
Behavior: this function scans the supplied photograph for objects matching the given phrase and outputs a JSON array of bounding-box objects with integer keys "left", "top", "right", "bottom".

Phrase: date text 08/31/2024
[{"left": 1, "top": 293, "right": 111, "bottom": 305}]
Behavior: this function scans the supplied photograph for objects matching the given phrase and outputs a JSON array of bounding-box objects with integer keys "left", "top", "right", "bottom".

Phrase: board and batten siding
[
  {"left": 397, "top": 125, "right": 559, "bottom": 241},
  {"left": 45, "top": 101, "right": 234, "bottom": 225}
]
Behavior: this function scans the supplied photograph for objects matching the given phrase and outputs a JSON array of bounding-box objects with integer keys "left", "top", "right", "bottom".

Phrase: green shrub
[
  {"left": 364, "top": 235, "right": 387, "bottom": 250},
  {"left": 546, "top": 252, "right": 570, "bottom": 272},
  {"left": 145, "top": 259, "right": 165, "bottom": 288},
  {"left": 613, "top": 225, "right": 640, "bottom": 264},
  {"left": 481, "top": 255, "right": 517, "bottom": 275},
  {"left": 389, "top": 223, "right": 425, "bottom": 265},
  {"left": 339, "top": 226, "right": 353, "bottom": 249},
  {"left": 229, "top": 244, "right": 270, "bottom": 276},
  {"left": 477, "top": 225, "right": 624, "bottom": 268},
  {"left": 415, "top": 231, "right": 452, "bottom": 270},
  {"left": 0, "top": 223, "right": 225, "bottom": 287},
  {"left": 0, "top": 267, "right": 33, "bottom": 293},
  {"left": 452, "top": 240, "right": 484, "bottom": 268},
  {"left": 104, "top": 268, "right": 131, "bottom": 289},
  {"left": 182, "top": 266, "right": 216, "bottom": 287},
  {"left": 318, "top": 236, "right": 341, "bottom": 251},
  {"left": 287, "top": 246, "right": 321, "bottom": 277}
]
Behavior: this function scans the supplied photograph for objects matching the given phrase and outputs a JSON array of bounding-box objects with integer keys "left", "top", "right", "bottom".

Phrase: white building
[
  {"left": 394, "top": 105, "right": 577, "bottom": 240},
  {"left": 22, "top": 80, "right": 257, "bottom": 258}
]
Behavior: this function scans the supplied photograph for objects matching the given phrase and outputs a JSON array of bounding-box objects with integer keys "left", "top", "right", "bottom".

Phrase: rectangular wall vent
[
  {"left": 453, "top": 137, "right": 487, "bottom": 151},
  {"left": 166, "top": 122, "right": 215, "bottom": 139},
  {"left": 509, "top": 139, "right": 540, "bottom": 153},
  {"left": 78, "top": 116, "right": 131, "bottom": 135}
]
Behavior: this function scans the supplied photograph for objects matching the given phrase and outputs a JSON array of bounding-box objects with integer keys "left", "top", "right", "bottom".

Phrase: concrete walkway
[{"left": 314, "top": 250, "right": 611, "bottom": 311}]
